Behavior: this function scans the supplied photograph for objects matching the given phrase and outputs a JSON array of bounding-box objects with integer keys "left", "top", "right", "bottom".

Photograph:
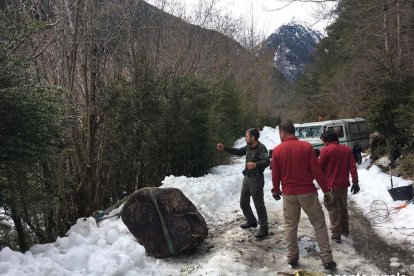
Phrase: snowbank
[{"left": 353, "top": 159, "right": 414, "bottom": 247}]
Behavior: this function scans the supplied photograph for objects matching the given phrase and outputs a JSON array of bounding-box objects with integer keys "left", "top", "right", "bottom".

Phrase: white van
[{"left": 294, "top": 118, "right": 369, "bottom": 163}]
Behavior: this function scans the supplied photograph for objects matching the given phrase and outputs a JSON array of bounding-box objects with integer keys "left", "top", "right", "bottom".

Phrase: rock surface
[{"left": 121, "top": 187, "right": 208, "bottom": 258}]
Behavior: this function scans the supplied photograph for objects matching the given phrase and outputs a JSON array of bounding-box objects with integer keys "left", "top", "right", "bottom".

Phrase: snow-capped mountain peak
[{"left": 266, "top": 23, "right": 321, "bottom": 80}]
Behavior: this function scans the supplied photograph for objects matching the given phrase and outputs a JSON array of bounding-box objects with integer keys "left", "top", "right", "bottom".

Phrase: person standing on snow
[
  {"left": 319, "top": 130, "right": 360, "bottom": 243},
  {"left": 271, "top": 121, "right": 336, "bottom": 269},
  {"left": 216, "top": 128, "right": 270, "bottom": 238}
]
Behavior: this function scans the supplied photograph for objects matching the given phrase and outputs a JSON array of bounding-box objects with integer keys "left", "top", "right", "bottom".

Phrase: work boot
[
  {"left": 331, "top": 234, "right": 341, "bottom": 243},
  {"left": 323, "top": 261, "right": 337, "bottom": 270},
  {"left": 288, "top": 258, "right": 299, "bottom": 268},
  {"left": 255, "top": 227, "right": 268, "bottom": 238},
  {"left": 240, "top": 222, "right": 257, "bottom": 229}
]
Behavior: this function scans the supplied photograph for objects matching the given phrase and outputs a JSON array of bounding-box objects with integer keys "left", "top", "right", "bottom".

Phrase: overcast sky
[{"left": 147, "top": 0, "right": 336, "bottom": 37}]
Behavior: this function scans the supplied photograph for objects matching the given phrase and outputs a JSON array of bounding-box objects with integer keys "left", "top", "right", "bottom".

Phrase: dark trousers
[
  {"left": 325, "top": 187, "right": 349, "bottom": 237},
  {"left": 240, "top": 174, "right": 268, "bottom": 228}
]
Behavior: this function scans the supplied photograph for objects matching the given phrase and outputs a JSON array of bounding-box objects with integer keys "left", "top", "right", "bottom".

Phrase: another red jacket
[
  {"left": 272, "top": 137, "right": 329, "bottom": 195},
  {"left": 318, "top": 142, "right": 358, "bottom": 189}
]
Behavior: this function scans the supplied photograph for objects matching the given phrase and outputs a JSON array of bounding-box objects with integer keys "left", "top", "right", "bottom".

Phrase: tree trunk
[
  {"left": 396, "top": 0, "right": 402, "bottom": 64},
  {"left": 10, "top": 208, "right": 28, "bottom": 253},
  {"left": 384, "top": 0, "right": 390, "bottom": 55}
]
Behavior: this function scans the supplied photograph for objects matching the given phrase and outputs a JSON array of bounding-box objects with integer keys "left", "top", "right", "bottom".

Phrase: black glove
[
  {"left": 350, "top": 183, "right": 360, "bottom": 194},
  {"left": 271, "top": 188, "right": 281, "bottom": 201}
]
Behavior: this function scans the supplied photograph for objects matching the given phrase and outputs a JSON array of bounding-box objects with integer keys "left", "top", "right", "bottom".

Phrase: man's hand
[
  {"left": 246, "top": 162, "right": 256, "bottom": 170},
  {"left": 324, "top": 191, "right": 334, "bottom": 208},
  {"left": 216, "top": 143, "right": 224, "bottom": 151},
  {"left": 350, "top": 183, "right": 360, "bottom": 194},
  {"left": 271, "top": 188, "right": 281, "bottom": 201}
]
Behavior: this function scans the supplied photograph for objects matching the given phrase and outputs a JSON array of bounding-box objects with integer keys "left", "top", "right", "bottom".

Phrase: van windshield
[{"left": 295, "top": 125, "right": 323, "bottom": 139}]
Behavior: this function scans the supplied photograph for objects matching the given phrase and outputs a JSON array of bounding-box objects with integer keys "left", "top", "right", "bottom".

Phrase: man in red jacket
[
  {"left": 319, "top": 130, "right": 360, "bottom": 243},
  {"left": 272, "top": 121, "right": 336, "bottom": 270}
]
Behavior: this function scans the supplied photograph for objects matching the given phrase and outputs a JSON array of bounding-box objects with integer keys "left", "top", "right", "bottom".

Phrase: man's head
[
  {"left": 245, "top": 128, "right": 260, "bottom": 145},
  {"left": 279, "top": 120, "right": 295, "bottom": 142},
  {"left": 320, "top": 130, "right": 339, "bottom": 145},
  {"left": 333, "top": 126, "right": 343, "bottom": 137}
]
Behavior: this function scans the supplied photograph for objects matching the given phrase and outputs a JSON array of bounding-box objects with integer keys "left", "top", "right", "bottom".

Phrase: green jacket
[{"left": 224, "top": 142, "right": 270, "bottom": 174}]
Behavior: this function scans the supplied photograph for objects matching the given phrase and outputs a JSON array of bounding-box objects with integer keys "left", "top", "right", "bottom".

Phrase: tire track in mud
[{"left": 349, "top": 201, "right": 414, "bottom": 275}]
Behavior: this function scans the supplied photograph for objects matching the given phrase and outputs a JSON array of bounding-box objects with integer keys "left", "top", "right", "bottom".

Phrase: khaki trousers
[
  {"left": 325, "top": 188, "right": 349, "bottom": 237},
  {"left": 283, "top": 192, "right": 333, "bottom": 263}
]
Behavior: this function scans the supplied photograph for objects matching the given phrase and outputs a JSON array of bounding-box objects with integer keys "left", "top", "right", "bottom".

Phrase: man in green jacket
[{"left": 217, "top": 128, "right": 270, "bottom": 238}]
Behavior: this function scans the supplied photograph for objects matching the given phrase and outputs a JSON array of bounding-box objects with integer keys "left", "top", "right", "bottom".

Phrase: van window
[
  {"left": 296, "top": 125, "right": 323, "bottom": 138},
  {"left": 358, "top": 122, "right": 368, "bottom": 133},
  {"left": 327, "top": 126, "right": 344, "bottom": 138},
  {"left": 349, "top": 123, "right": 359, "bottom": 135}
]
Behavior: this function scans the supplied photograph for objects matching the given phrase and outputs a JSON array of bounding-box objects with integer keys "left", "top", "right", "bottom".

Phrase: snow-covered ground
[
  {"left": 0, "top": 210, "right": 12, "bottom": 226},
  {"left": 0, "top": 126, "right": 413, "bottom": 276}
]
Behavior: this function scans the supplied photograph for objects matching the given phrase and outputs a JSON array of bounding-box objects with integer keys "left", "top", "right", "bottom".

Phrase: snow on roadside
[
  {"left": 0, "top": 133, "right": 261, "bottom": 276},
  {"left": 353, "top": 159, "right": 414, "bottom": 247},
  {"left": 0, "top": 209, "right": 13, "bottom": 227}
]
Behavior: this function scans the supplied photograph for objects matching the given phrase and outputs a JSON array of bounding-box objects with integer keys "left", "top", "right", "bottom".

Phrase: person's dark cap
[{"left": 321, "top": 130, "right": 338, "bottom": 142}]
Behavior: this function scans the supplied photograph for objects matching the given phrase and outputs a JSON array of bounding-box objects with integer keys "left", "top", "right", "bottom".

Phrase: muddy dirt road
[
  {"left": 172, "top": 199, "right": 413, "bottom": 276},
  {"left": 349, "top": 201, "right": 413, "bottom": 275}
]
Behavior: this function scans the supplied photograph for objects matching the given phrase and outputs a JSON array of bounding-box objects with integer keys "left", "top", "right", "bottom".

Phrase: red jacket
[
  {"left": 272, "top": 137, "right": 329, "bottom": 195},
  {"left": 318, "top": 142, "right": 358, "bottom": 189}
]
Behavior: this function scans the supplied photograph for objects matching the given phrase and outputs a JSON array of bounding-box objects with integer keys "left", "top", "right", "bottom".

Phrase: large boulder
[{"left": 120, "top": 187, "right": 208, "bottom": 258}]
